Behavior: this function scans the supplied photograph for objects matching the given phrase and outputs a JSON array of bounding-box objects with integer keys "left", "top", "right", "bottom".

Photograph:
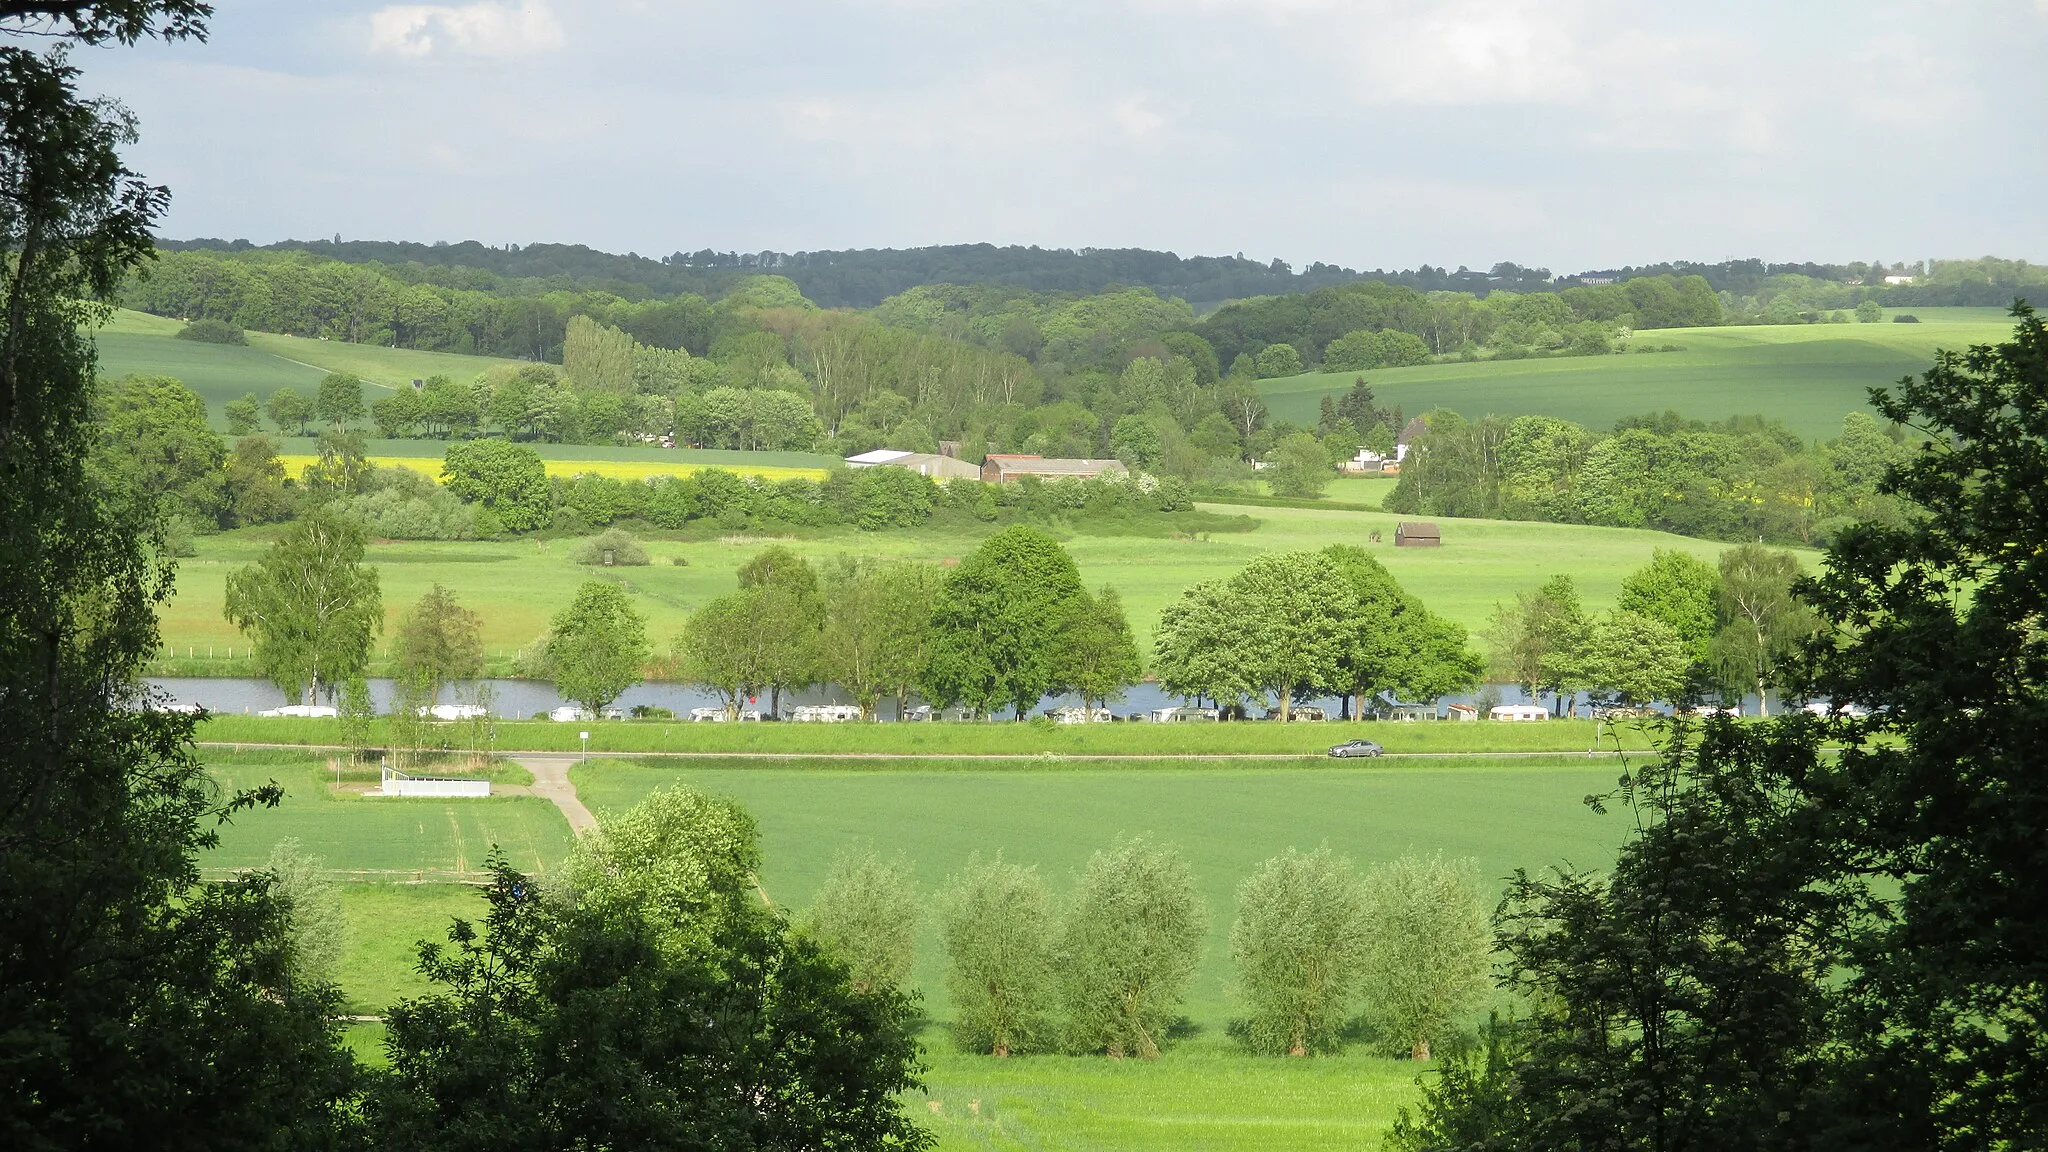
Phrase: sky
[{"left": 76, "top": 0, "right": 2048, "bottom": 272}]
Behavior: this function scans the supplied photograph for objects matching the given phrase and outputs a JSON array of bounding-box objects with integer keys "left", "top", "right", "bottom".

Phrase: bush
[
  {"left": 1357, "top": 854, "right": 1493, "bottom": 1060},
  {"left": 1230, "top": 846, "right": 1370, "bottom": 1055},
  {"left": 800, "top": 845, "right": 920, "bottom": 995},
  {"left": 1056, "top": 836, "right": 1207, "bottom": 1057},
  {"left": 939, "top": 852, "right": 1056, "bottom": 1056},
  {"left": 334, "top": 487, "right": 480, "bottom": 541},
  {"left": 573, "top": 528, "right": 649, "bottom": 566},
  {"left": 1893, "top": 314, "right": 1921, "bottom": 323},
  {"left": 174, "top": 317, "right": 246, "bottom": 344}
]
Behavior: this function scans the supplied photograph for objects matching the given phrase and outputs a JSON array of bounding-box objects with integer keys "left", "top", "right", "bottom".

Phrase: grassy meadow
[
  {"left": 1260, "top": 309, "right": 2017, "bottom": 440},
  {"left": 159, "top": 502, "right": 1777, "bottom": 666},
  {"left": 94, "top": 309, "right": 521, "bottom": 422},
  {"left": 196, "top": 714, "right": 1655, "bottom": 754},
  {"left": 204, "top": 749, "right": 571, "bottom": 881},
  {"left": 229, "top": 749, "right": 1640, "bottom": 1150}
]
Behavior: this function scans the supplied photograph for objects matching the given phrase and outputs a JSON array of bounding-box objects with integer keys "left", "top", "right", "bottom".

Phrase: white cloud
[{"left": 367, "top": 2, "right": 564, "bottom": 59}]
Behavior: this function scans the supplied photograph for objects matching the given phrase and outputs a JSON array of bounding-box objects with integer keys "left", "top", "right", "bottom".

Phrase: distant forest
[{"left": 156, "top": 237, "right": 2047, "bottom": 311}]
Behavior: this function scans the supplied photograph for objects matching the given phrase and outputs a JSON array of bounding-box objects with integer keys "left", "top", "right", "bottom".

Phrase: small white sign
[{"left": 579, "top": 731, "right": 590, "bottom": 740}]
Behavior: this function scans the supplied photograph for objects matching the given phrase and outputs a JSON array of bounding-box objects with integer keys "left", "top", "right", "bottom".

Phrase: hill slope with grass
[
  {"left": 1259, "top": 309, "right": 2016, "bottom": 439},
  {"left": 93, "top": 309, "right": 523, "bottom": 425}
]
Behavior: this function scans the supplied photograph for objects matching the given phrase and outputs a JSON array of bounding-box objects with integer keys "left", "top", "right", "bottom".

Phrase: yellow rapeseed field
[{"left": 274, "top": 455, "right": 829, "bottom": 484}]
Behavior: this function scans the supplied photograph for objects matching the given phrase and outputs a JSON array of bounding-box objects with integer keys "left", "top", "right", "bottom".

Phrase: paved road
[{"left": 510, "top": 753, "right": 596, "bottom": 835}]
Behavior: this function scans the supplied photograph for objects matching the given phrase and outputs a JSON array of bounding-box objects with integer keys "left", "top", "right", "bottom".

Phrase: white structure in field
[
  {"left": 420, "top": 703, "right": 490, "bottom": 721},
  {"left": 1049, "top": 706, "right": 1114, "bottom": 724},
  {"left": 691, "top": 707, "right": 765, "bottom": 722},
  {"left": 790, "top": 704, "right": 863, "bottom": 723},
  {"left": 1489, "top": 704, "right": 1550, "bottom": 722},
  {"left": 257, "top": 704, "right": 338, "bottom": 718},
  {"left": 549, "top": 705, "right": 594, "bottom": 723},
  {"left": 380, "top": 764, "right": 490, "bottom": 798}
]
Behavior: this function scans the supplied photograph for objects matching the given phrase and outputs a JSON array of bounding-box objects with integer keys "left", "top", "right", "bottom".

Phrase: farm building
[
  {"left": 1395, "top": 416, "right": 1429, "bottom": 461},
  {"left": 1489, "top": 704, "right": 1550, "bottom": 722},
  {"left": 1395, "top": 521, "right": 1441, "bottom": 547},
  {"left": 980, "top": 454, "right": 1129, "bottom": 483},
  {"left": 1149, "top": 705, "right": 1220, "bottom": 723},
  {"left": 1447, "top": 703, "right": 1480, "bottom": 721},
  {"left": 1050, "top": 705, "right": 1115, "bottom": 723},
  {"left": 844, "top": 448, "right": 982, "bottom": 480}
]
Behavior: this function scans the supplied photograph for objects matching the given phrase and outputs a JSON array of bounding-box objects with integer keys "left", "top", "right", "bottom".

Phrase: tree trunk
[
  {"left": 1412, "top": 1036, "right": 1432, "bottom": 1061},
  {"left": 1277, "top": 689, "right": 1291, "bottom": 723}
]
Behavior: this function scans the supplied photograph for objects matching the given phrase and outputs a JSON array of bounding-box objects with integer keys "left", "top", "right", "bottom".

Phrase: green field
[
  {"left": 571, "top": 757, "right": 1624, "bottom": 1029},
  {"left": 197, "top": 715, "right": 1655, "bottom": 755},
  {"left": 266, "top": 436, "right": 839, "bottom": 471},
  {"left": 211, "top": 748, "right": 1638, "bottom": 1150},
  {"left": 160, "top": 502, "right": 1779, "bottom": 663},
  {"left": 1261, "top": 310, "right": 2018, "bottom": 440},
  {"left": 93, "top": 309, "right": 522, "bottom": 424},
  {"left": 205, "top": 750, "right": 572, "bottom": 881}
]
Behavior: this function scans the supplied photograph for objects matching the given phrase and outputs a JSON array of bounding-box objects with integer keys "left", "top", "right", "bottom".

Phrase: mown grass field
[
  {"left": 1260, "top": 309, "right": 2019, "bottom": 440},
  {"left": 160, "top": 502, "right": 1778, "bottom": 661},
  {"left": 94, "top": 309, "right": 521, "bottom": 421}
]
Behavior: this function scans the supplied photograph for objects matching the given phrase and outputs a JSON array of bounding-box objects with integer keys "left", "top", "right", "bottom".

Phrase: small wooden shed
[{"left": 1395, "top": 521, "right": 1442, "bottom": 548}]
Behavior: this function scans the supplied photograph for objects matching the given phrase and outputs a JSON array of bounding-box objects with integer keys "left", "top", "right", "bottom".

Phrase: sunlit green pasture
[
  {"left": 569, "top": 756, "right": 1627, "bottom": 1029},
  {"left": 233, "top": 750, "right": 1636, "bottom": 1151},
  {"left": 204, "top": 749, "right": 571, "bottom": 881},
  {"left": 160, "top": 503, "right": 1772, "bottom": 663},
  {"left": 95, "top": 308, "right": 521, "bottom": 418},
  {"left": 1260, "top": 309, "right": 2018, "bottom": 439}
]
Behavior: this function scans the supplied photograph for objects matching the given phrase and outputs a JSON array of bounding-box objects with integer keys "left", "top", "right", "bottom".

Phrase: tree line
[
  {"left": 1483, "top": 544, "right": 1811, "bottom": 717},
  {"left": 1387, "top": 407, "right": 1912, "bottom": 546},
  {"left": 800, "top": 834, "right": 1494, "bottom": 1061}
]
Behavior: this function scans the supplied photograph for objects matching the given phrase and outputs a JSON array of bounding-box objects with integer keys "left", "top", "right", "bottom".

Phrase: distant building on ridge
[
  {"left": 844, "top": 448, "right": 982, "bottom": 480},
  {"left": 980, "top": 454, "right": 1129, "bottom": 483}
]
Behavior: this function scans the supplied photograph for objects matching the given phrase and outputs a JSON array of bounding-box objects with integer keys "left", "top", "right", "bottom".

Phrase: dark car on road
[{"left": 1327, "top": 739, "right": 1384, "bottom": 758}]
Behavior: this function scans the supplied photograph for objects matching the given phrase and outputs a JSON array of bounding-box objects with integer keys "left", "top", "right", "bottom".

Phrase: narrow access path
[{"left": 513, "top": 754, "right": 597, "bottom": 835}]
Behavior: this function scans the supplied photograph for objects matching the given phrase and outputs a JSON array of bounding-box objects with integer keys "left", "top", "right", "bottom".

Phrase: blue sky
[{"left": 78, "top": 0, "right": 2048, "bottom": 271}]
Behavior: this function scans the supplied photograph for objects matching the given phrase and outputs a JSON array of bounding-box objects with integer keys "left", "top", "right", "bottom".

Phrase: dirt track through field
[{"left": 512, "top": 754, "right": 597, "bottom": 835}]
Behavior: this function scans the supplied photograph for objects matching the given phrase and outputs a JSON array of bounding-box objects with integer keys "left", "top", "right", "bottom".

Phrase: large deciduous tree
[
  {"left": 801, "top": 844, "right": 921, "bottom": 995},
  {"left": 545, "top": 581, "right": 647, "bottom": 715},
  {"left": 922, "top": 525, "right": 1086, "bottom": 718},
  {"left": 223, "top": 506, "right": 383, "bottom": 704},
  {"left": 1057, "top": 584, "right": 1143, "bottom": 717},
  {"left": 440, "top": 437, "right": 551, "bottom": 531},
  {"left": 1152, "top": 550, "right": 1357, "bottom": 720},
  {"left": 1, "top": 6, "right": 360, "bottom": 1147},
  {"left": 374, "top": 853, "right": 931, "bottom": 1152},
  {"left": 393, "top": 582, "right": 484, "bottom": 704},
  {"left": 1708, "top": 542, "right": 1813, "bottom": 715},
  {"left": 1358, "top": 854, "right": 1492, "bottom": 1062}
]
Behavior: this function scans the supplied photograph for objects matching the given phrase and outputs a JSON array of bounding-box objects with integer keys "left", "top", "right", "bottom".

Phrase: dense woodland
[{"left": 1385, "top": 405, "right": 1912, "bottom": 546}]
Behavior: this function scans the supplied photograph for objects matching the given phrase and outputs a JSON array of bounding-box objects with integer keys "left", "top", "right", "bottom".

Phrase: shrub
[
  {"left": 573, "top": 528, "right": 649, "bottom": 566},
  {"left": 1056, "top": 836, "right": 1207, "bottom": 1057},
  {"left": 1358, "top": 854, "right": 1493, "bottom": 1060},
  {"left": 801, "top": 844, "right": 920, "bottom": 995},
  {"left": 1230, "top": 846, "right": 1370, "bottom": 1055},
  {"left": 174, "top": 317, "right": 246, "bottom": 344},
  {"left": 939, "top": 853, "right": 1056, "bottom": 1056}
]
